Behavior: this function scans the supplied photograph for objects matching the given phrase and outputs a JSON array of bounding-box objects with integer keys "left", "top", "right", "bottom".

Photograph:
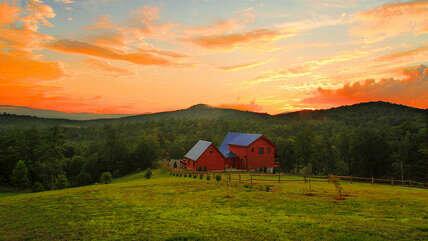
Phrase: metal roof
[
  {"left": 219, "top": 132, "right": 262, "bottom": 157},
  {"left": 184, "top": 140, "right": 212, "bottom": 161}
]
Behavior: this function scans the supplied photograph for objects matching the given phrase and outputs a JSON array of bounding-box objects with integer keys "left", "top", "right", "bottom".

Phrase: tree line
[{"left": 0, "top": 108, "right": 427, "bottom": 191}]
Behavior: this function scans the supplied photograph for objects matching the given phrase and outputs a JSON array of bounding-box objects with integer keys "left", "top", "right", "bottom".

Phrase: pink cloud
[{"left": 302, "top": 65, "right": 428, "bottom": 109}]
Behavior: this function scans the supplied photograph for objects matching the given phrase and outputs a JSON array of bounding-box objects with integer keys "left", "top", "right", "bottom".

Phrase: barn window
[
  {"left": 258, "top": 147, "right": 264, "bottom": 155},
  {"left": 251, "top": 147, "right": 254, "bottom": 152}
]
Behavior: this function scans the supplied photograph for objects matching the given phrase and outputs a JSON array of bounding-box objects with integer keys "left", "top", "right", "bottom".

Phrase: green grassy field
[{"left": 1, "top": 170, "right": 427, "bottom": 241}]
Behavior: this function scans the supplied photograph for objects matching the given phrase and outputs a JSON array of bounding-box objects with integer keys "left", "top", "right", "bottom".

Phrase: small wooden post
[
  {"left": 350, "top": 176, "right": 353, "bottom": 184},
  {"left": 391, "top": 178, "right": 394, "bottom": 185},
  {"left": 250, "top": 175, "right": 253, "bottom": 185},
  {"left": 371, "top": 176, "right": 374, "bottom": 184},
  {"left": 278, "top": 172, "right": 281, "bottom": 183}
]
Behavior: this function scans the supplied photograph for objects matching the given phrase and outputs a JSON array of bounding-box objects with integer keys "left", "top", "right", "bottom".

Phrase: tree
[
  {"left": 32, "top": 181, "right": 45, "bottom": 192},
  {"left": 132, "top": 137, "right": 159, "bottom": 170},
  {"left": 11, "top": 160, "right": 30, "bottom": 189},
  {"left": 144, "top": 168, "right": 152, "bottom": 179},
  {"left": 100, "top": 172, "right": 112, "bottom": 184}
]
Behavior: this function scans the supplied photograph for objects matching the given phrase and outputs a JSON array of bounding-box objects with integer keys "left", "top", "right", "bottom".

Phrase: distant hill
[
  {"left": 0, "top": 102, "right": 426, "bottom": 127},
  {"left": 276, "top": 101, "right": 427, "bottom": 125},
  {"left": 117, "top": 104, "right": 272, "bottom": 122},
  {"left": 0, "top": 106, "right": 130, "bottom": 120}
]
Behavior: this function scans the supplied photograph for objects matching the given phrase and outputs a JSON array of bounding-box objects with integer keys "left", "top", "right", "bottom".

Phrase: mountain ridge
[{"left": 0, "top": 101, "right": 425, "bottom": 123}]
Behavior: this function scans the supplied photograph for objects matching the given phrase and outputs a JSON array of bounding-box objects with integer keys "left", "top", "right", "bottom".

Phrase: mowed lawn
[{"left": 1, "top": 170, "right": 427, "bottom": 241}]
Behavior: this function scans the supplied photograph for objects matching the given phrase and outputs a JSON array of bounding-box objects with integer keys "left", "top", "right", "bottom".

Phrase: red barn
[
  {"left": 219, "top": 132, "right": 277, "bottom": 172},
  {"left": 182, "top": 140, "right": 226, "bottom": 171}
]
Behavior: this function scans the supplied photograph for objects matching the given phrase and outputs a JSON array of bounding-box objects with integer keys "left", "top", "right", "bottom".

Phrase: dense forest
[{"left": 0, "top": 101, "right": 427, "bottom": 191}]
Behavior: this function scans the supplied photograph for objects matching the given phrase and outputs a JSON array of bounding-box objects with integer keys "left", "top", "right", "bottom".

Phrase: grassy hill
[{"left": 1, "top": 170, "right": 427, "bottom": 241}]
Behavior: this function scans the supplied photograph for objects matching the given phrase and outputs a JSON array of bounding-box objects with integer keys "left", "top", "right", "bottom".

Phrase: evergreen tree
[{"left": 11, "top": 160, "right": 30, "bottom": 189}]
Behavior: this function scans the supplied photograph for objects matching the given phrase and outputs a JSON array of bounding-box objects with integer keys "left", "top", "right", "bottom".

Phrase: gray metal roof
[
  {"left": 184, "top": 140, "right": 212, "bottom": 161},
  {"left": 219, "top": 132, "right": 262, "bottom": 157}
]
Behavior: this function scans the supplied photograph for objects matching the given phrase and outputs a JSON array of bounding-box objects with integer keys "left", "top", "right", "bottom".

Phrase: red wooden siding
[
  {"left": 228, "top": 136, "right": 275, "bottom": 170},
  {"left": 184, "top": 144, "right": 226, "bottom": 171}
]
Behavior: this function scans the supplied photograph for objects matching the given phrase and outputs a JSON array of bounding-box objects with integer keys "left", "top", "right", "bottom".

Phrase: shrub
[
  {"left": 206, "top": 175, "right": 211, "bottom": 181},
  {"left": 184, "top": 174, "right": 187, "bottom": 177},
  {"left": 54, "top": 174, "right": 69, "bottom": 189},
  {"left": 193, "top": 174, "right": 197, "bottom": 179},
  {"left": 265, "top": 185, "right": 273, "bottom": 192},
  {"left": 32, "top": 182, "right": 45, "bottom": 192},
  {"left": 144, "top": 168, "right": 152, "bottom": 179},
  {"left": 199, "top": 174, "right": 203, "bottom": 180},
  {"left": 328, "top": 175, "right": 345, "bottom": 200},
  {"left": 215, "top": 175, "right": 221, "bottom": 183},
  {"left": 100, "top": 172, "right": 113, "bottom": 184},
  {"left": 76, "top": 171, "right": 92, "bottom": 186}
]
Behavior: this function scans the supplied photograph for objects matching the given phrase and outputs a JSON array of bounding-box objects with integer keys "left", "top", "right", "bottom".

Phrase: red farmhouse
[
  {"left": 182, "top": 140, "right": 226, "bottom": 171},
  {"left": 182, "top": 133, "right": 276, "bottom": 172},
  {"left": 219, "top": 132, "right": 276, "bottom": 172}
]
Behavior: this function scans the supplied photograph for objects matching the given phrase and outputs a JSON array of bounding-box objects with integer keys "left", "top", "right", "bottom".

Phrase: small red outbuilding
[{"left": 182, "top": 140, "right": 226, "bottom": 171}]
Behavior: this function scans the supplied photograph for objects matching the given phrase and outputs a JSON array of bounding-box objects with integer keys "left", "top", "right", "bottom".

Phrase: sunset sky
[{"left": 0, "top": 0, "right": 427, "bottom": 114}]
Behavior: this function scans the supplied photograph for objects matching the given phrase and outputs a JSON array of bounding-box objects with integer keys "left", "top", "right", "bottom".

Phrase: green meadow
[{"left": 1, "top": 170, "right": 427, "bottom": 241}]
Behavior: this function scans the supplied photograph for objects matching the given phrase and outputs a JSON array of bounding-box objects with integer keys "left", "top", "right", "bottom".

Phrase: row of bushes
[{"left": 170, "top": 172, "right": 221, "bottom": 182}]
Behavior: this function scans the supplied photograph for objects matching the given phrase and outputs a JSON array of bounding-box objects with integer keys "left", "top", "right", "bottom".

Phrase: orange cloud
[
  {"left": 301, "top": 65, "right": 428, "bottom": 109},
  {"left": 87, "top": 32, "right": 125, "bottom": 49},
  {"left": 189, "top": 28, "right": 291, "bottom": 49},
  {"left": 86, "top": 15, "right": 117, "bottom": 30},
  {"left": 22, "top": 0, "right": 56, "bottom": 31},
  {"left": 83, "top": 11, "right": 180, "bottom": 59},
  {"left": 0, "top": 52, "right": 63, "bottom": 81},
  {"left": 128, "top": 6, "right": 176, "bottom": 39},
  {"left": 217, "top": 100, "right": 263, "bottom": 112},
  {"left": 47, "top": 39, "right": 176, "bottom": 66},
  {"left": 0, "top": 2, "right": 53, "bottom": 51},
  {"left": 84, "top": 58, "right": 131, "bottom": 75},
  {"left": 0, "top": 27, "right": 53, "bottom": 50},
  {"left": 352, "top": 0, "right": 428, "bottom": 42},
  {"left": 185, "top": 8, "right": 255, "bottom": 36},
  {"left": 0, "top": 51, "right": 66, "bottom": 110},
  {"left": 378, "top": 45, "right": 428, "bottom": 61},
  {"left": 219, "top": 60, "right": 268, "bottom": 71},
  {"left": 0, "top": 2, "right": 20, "bottom": 25}
]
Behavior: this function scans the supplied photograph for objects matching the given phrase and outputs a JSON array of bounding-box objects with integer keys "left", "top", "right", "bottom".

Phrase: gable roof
[
  {"left": 219, "top": 132, "right": 262, "bottom": 158},
  {"left": 184, "top": 140, "right": 212, "bottom": 161}
]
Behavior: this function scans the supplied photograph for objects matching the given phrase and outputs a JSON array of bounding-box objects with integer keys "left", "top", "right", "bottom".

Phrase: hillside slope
[
  {"left": 277, "top": 101, "right": 427, "bottom": 124},
  {"left": 0, "top": 171, "right": 427, "bottom": 241},
  {"left": 0, "top": 102, "right": 425, "bottom": 127},
  {"left": 115, "top": 104, "right": 272, "bottom": 122},
  {"left": 0, "top": 106, "right": 130, "bottom": 120}
]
